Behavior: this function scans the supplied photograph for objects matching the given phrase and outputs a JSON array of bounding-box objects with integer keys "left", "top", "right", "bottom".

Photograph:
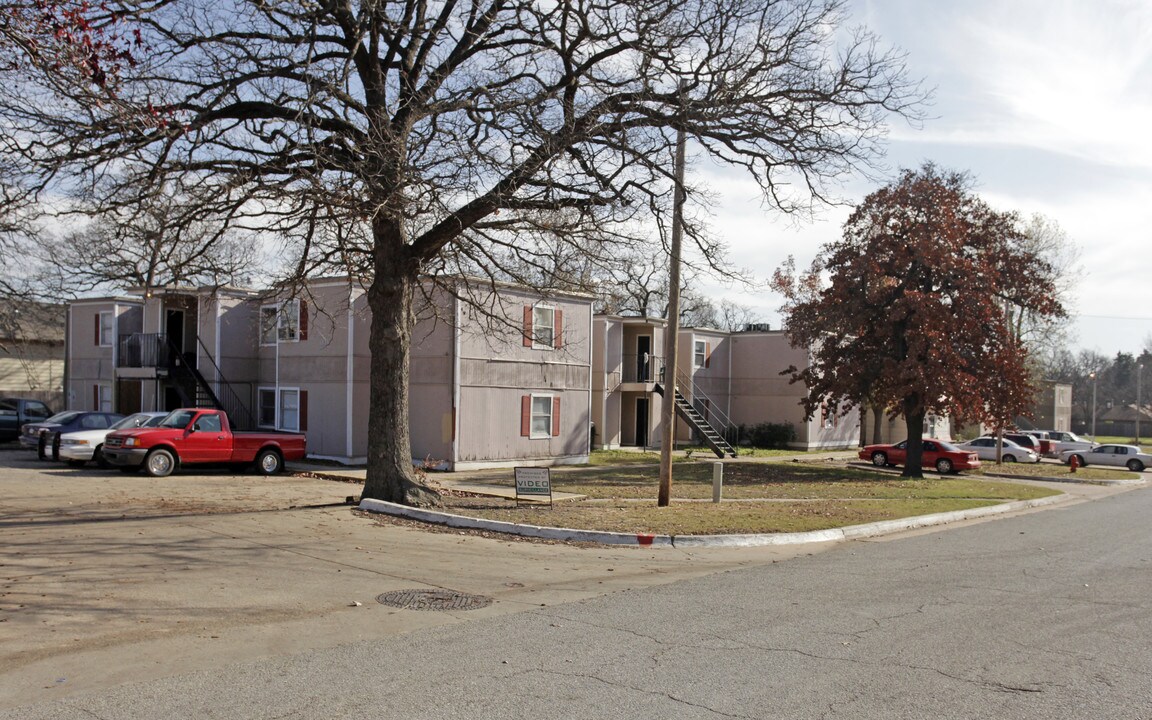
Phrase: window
[
  {"left": 97, "top": 311, "right": 114, "bottom": 347},
  {"left": 693, "top": 340, "right": 710, "bottom": 368},
  {"left": 260, "top": 306, "right": 279, "bottom": 345},
  {"left": 260, "top": 300, "right": 307, "bottom": 344},
  {"left": 194, "top": 414, "right": 222, "bottom": 432},
  {"left": 821, "top": 403, "right": 836, "bottom": 429},
  {"left": 521, "top": 394, "right": 560, "bottom": 438},
  {"left": 279, "top": 388, "right": 300, "bottom": 431},
  {"left": 279, "top": 300, "right": 300, "bottom": 342},
  {"left": 258, "top": 388, "right": 276, "bottom": 427},
  {"left": 523, "top": 305, "right": 562, "bottom": 349},
  {"left": 95, "top": 384, "right": 112, "bottom": 412}
]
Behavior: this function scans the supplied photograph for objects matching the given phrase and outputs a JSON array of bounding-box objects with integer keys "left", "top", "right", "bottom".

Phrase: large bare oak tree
[{"left": 5, "top": 0, "right": 924, "bottom": 504}]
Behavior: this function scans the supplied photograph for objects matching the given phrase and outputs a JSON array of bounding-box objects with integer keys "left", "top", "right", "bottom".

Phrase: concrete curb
[
  {"left": 358, "top": 499, "right": 674, "bottom": 546},
  {"left": 358, "top": 492, "right": 1072, "bottom": 548}
]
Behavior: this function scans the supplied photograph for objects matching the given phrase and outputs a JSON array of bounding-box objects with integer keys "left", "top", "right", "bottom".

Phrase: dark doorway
[
  {"left": 115, "top": 379, "right": 142, "bottom": 414},
  {"left": 636, "top": 335, "right": 652, "bottom": 382},
  {"left": 166, "top": 309, "right": 195, "bottom": 368},
  {"left": 635, "top": 397, "right": 650, "bottom": 448},
  {"left": 164, "top": 386, "right": 184, "bottom": 412}
]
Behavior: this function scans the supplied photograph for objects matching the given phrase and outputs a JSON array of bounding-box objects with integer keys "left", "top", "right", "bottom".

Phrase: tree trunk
[
  {"left": 902, "top": 398, "right": 925, "bottom": 479},
  {"left": 871, "top": 405, "right": 884, "bottom": 445},
  {"left": 360, "top": 251, "right": 441, "bottom": 507}
]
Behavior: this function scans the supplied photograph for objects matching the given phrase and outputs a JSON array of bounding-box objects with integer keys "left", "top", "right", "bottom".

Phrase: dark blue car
[{"left": 20, "top": 411, "right": 125, "bottom": 459}]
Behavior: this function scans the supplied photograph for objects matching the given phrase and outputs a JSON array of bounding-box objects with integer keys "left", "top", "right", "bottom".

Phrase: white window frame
[
  {"left": 97, "top": 384, "right": 113, "bottom": 412},
  {"left": 529, "top": 394, "right": 554, "bottom": 439},
  {"left": 532, "top": 305, "right": 555, "bottom": 349},
  {"left": 257, "top": 387, "right": 277, "bottom": 428},
  {"left": 279, "top": 388, "right": 300, "bottom": 431},
  {"left": 278, "top": 299, "right": 300, "bottom": 342},
  {"left": 693, "top": 340, "right": 707, "bottom": 368},
  {"left": 259, "top": 306, "right": 279, "bottom": 346},
  {"left": 98, "top": 311, "right": 115, "bottom": 347}
]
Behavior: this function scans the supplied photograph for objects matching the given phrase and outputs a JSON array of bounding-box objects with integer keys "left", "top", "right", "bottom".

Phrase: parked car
[
  {"left": 1020, "top": 430, "right": 1059, "bottom": 458},
  {"left": 955, "top": 437, "right": 1040, "bottom": 463},
  {"left": 858, "top": 439, "right": 981, "bottom": 474},
  {"left": 1059, "top": 444, "right": 1152, "bottom": 472},
  {"left": 1002, "top": 433, "right": 1042, "bottom": 456},
  {"left": 102, "top": 408, "right": 307, "bottom": 477},
  {"left": 1042, "top": 430, "right": 1094, "bottom": 456},
  {"left": 0, "top": 397, "right": 53, "bottom": 442},
  {"left": 21, "top": 411, "right": 125, "bottom": 459},
  {"left": 56, "top": 412, "right": 169, "bottom": 467}
]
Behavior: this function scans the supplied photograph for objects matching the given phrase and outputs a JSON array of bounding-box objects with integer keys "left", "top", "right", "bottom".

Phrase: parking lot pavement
[{"left": 0, "top": 447, "right": 806, "bottom": 710}]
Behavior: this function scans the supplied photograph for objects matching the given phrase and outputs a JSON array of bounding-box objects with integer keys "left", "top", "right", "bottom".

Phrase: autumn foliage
[{"left": 774, "top": 164, "right": 1064, "bottom": 477}]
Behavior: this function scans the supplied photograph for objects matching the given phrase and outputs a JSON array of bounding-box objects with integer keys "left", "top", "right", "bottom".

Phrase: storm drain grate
[{"left": 376, "top": 589, "right": 493, "bottom": 612}]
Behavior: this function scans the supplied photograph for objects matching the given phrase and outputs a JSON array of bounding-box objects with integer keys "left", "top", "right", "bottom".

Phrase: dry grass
[{"left": 438, "top": 461, "right": 1064, "bottom": 536}]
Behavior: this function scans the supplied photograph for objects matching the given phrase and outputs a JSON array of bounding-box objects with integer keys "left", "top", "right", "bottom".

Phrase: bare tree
[
  {"left": 7, "top": 0, "right": 926, "bottom": 504},
  {"left": 1006, "top": 214, "right": 1080, "bottom": 354},
  {"left": 35, "top": 187, "right": 259, "bottom": 296}
]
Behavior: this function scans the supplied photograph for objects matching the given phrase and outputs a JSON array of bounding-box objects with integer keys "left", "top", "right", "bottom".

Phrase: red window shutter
[
  {"left": 300, "top": 390, "right": 308, "bottom": 432},
  {"left": 522, "top": 306, "right": 533, "bottom": 347},
  {"left": 553, "top": 309, "right": 563, "bottom": 349},
  {"left": 520, "top": 396, "right": 531, "bottom": 436},
  {"left": 94, "top": 314, "right": 99, "bottom": 346},
  {"left": 551, "top": 397, "right": 561, "bottom": 437},
  {"left": 299, "top": 301, "right": 309, "bottom": 341},
  {"left": 704, "top": 342, "right": 711, "bottom": 368}
]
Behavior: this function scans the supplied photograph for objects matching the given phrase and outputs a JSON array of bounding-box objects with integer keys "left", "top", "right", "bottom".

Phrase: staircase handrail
[
  {"left": 192, "top": 336, "right": 256, "bottom": 430},
  {"left": 674, "top": 367, "right": 734, "bottom": 436}
]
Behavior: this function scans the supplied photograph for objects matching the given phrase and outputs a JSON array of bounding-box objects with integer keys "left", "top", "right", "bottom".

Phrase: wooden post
[{"left": 658, "top": 84, "right": 687, "bottom": 508}]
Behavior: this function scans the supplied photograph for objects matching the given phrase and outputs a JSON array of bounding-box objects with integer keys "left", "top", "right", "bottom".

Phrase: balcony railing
[
  {"left": 621, "top": 354, "right": 663, "bottom": 384},
  {"left": 117, "top": 333, "right": 171, "bottom": 368}
]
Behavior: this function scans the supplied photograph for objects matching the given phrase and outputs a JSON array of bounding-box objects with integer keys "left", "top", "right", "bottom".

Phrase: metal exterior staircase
[
  {"left": 165, "top": 336, "right": 255, "bottom": 430},
  {"left": 654, "top": 382, "right": 737, "bottom": 458}
]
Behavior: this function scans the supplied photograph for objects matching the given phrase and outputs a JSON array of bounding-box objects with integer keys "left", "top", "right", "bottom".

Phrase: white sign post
[{"left": 514, "top": 467, "right": 553, "bottom": 507}]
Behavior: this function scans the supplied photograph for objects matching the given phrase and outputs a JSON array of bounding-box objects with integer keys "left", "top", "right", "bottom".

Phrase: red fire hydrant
[{"left": 1069, "top": 454, "right": 1080, "bottom": 473}]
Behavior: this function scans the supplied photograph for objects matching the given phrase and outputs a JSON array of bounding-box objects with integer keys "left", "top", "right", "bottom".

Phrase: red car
[{"left": 858, "top": 439, "right": 981, "bottom": 474}]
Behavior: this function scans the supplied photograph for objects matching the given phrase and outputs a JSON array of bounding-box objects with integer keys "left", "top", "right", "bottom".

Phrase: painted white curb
[
  {"left": 358, "top": 498, "right": 674, "bottom": 546},
  {"left": 359, "top": 492, "right": 1071, "bottom": 548}
]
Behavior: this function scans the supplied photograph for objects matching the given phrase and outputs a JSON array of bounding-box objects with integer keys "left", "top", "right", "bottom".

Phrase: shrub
[{"left": 725, "top": 422, "right": 796, "bottom": 449}]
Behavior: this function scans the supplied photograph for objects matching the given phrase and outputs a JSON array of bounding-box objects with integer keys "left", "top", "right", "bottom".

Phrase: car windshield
[
  {"left": 158, "top": 410, "right": 197, "bottom": 429},
  {"left": 110, "top": 413, "right": 162, "bottom": 430},
  {"left": 42, "top": 411, "right": 83, "bottom": 425},
  {"left": 937, "top": 441, "right": 962, "bottom": 452}
]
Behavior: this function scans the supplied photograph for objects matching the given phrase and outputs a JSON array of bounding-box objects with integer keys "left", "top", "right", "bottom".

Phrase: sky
[{"left": 696, "top": 0, "right": 1152, "bottom": 358}]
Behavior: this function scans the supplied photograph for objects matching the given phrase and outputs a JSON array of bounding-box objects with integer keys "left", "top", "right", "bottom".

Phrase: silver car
[
  {"left": 57, "top": 412, "right": 169, "bottom": 467},
  {"left": 1059, "top": 444, "right": 1152, "bottom": 472},
  {"left": 956, "top": 437, "right": 1040, "bottom": 463}
]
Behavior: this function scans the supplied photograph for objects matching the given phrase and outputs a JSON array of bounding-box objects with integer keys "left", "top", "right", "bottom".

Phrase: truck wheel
[
  {"left": 254, "top": 448, "right": 283, "bottom": 475},
  {"left": 144, "top": 448, "right": 177, "bottom": 477}
]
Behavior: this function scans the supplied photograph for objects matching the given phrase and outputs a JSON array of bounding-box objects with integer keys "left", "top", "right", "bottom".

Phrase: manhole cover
[{"left": 376, "top": 589, "right": 493, "bottom": 612}]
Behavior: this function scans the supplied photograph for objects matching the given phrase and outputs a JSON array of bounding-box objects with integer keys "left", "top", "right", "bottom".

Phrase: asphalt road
[{"left": 3, "top": 448, "right": 1150, "bottom": 718}]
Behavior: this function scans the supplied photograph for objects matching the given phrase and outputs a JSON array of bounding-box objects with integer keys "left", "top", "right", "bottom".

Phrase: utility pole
[{"left": 658, "top": 84, "right": 687, "bottom": 508}]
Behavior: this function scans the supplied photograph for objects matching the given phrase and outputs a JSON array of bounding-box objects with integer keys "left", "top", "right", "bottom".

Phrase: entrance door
[
  {"left": 636, "top": 335, "right": 652, "bottom": 382},
  {"left": 635, "top": 397, "right": 650, "bottom": 448},
  {"left": 166, "top": 309, "right": 195, "bottom": 368}
]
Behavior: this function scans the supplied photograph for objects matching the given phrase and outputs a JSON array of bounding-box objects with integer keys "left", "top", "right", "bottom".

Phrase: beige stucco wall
[{"left": 66, "top": 299, "right": 142, "bottom": 411}]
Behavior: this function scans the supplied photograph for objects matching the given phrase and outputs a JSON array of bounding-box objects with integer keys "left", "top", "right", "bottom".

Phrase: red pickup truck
[{"left": 102, "top": 408, "right": 307, "bottom": 477}]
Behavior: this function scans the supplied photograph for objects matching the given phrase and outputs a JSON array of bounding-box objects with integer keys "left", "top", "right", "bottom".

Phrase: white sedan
[
  {"left": 1059, "top": 444, "right": 1152, "bottom": 472},
  {"left": 57, "top": 412, "right": 169, "bottom": 467},
  {"left": 956, "top": 437, "right": 1040, "bottom": 463}
]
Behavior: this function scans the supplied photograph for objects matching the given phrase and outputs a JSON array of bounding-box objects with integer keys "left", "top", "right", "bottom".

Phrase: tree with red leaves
[{"left": 774, "top": 163, "right": 1064, "bottom": 478}]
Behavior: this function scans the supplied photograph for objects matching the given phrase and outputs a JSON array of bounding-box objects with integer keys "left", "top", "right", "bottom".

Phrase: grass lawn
[{"left": 437, "top": 460, "right": 1066, "bottom": 536}]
